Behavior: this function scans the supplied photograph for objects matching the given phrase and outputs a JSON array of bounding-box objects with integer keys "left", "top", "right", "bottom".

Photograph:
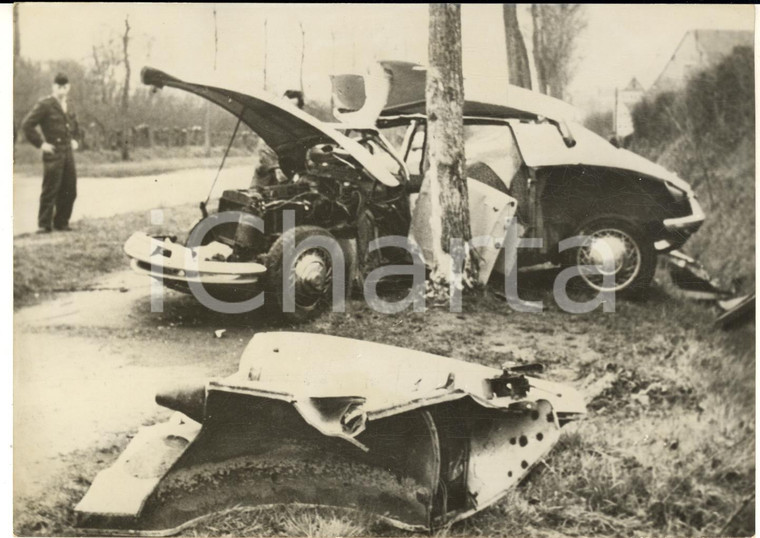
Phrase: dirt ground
[{"left": 13, "top": 261, "right": 755, "bottom": 536}]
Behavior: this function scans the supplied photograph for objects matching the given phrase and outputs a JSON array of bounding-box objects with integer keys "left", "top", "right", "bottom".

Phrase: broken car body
[
  {"left": 75, "top": 332, "right": 585, "bottom": 533},
  {"left": 366, "top": 61, "right": 705, "bottom": 293},
  {"left": 125, "top": 63, "right": 705, "bottom": 319}
]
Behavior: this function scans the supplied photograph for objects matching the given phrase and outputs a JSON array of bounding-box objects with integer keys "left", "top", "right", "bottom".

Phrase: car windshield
[{"left": 340, "top": 129, "right": 407, "bottom": 184}]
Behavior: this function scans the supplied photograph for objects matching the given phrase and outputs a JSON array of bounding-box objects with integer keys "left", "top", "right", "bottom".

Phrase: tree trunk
[
  {"left": 121, "top": 16, "right": 131, "bottom": 161},
  {"left": 530, "top": 4, "right": 547, "bottom": 95},
  {"left": 425, "top": 3, "right": 476, "bottom": 293},
  {"left": 503, "top": 4, "right": 531, "bottom": 89}
]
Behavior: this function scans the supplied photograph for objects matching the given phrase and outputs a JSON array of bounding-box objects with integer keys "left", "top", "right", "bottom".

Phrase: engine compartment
[{"left": 192, "top": 142, "right": 411, "bottom": 264}]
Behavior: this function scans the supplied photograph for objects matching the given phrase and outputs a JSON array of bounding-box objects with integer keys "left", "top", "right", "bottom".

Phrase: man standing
[{"left": 21, "top": 73, "right": 80, "bottom": 233}]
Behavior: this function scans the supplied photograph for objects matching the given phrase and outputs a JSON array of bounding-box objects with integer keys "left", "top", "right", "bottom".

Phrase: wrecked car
[
  {"left": 353, "top": 61, "right": 705, "bottom": 294},
  {"left": 125, "top": 67, "right": 414, "bottom": 321},
  {"left": 125, "top": 62, "right": 704, "bottom": 320},
  {"left": 75, "top": 332, "right": 585, "bottom": 533}
]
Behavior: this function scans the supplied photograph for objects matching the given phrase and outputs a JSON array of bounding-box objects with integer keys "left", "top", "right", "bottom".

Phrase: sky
[{"left": 15, "top": 4, "right": 757, "bottom": 114}]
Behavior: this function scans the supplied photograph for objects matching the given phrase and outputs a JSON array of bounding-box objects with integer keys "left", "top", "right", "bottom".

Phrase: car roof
[{"left": 376, "top": 60, "right": 579, "bottom": 122}]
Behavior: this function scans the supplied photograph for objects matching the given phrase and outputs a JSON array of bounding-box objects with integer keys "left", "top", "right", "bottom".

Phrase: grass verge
[{"left": 13, "top": 203, "right": 201, "bottom": 308}]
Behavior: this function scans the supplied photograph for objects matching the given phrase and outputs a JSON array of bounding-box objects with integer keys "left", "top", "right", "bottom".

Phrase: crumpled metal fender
[{"left": 75, "top": 332, "right": 585, "bottom": 534}]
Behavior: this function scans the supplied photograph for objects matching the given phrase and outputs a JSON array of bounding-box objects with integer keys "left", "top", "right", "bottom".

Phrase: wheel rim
[
  {"left": 292, "top": 248, "right": 333, "bottom": 310},
  {"left": 576, "top": 228, "right": 641, "bottom": 292}
]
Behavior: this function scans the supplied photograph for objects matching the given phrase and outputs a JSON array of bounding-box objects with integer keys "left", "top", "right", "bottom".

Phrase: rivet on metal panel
[
  {"left": 518, "top": 435, "right": 528, "bottom": 447},
  {"left": 521, "top": 460, "right": 529, "bottom": 469},
  {"left": 536, "top": 433, "right": 544, "bottom": 441}
]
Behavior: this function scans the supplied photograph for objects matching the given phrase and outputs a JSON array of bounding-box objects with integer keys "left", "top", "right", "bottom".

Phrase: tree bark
[
  {"left": 121, "top": 16, "right": 131, "bottom": 161},
  {"left": 503, "top": 4, "right": 532, "bottom": 89},
  {"left": 531, "top": 4, "right": 547, "bottom": 95},
  {"left": 425, "top": 3, "right": 476, "bottom": 292}
]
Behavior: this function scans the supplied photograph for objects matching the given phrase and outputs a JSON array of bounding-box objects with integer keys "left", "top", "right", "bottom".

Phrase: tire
[
  {"left": 265, "top": 226, "right": 344, "bottom": 323},
  {"left": 562, "top": 217, "right": 656, "bottom": 295}
]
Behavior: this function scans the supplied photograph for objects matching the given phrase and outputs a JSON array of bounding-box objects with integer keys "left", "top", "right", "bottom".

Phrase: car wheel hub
[
  {"left": 293, "top": 250, "right": 331, "bottom": 303},
  {"left": 577, "top": 229, "right": 641, "bottom": 291}
]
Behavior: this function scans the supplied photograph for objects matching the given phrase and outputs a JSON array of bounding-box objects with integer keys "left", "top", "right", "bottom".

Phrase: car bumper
[
  {"left": 124, "top": 232, "right": 267, "bottom": 294},
  {"left": 656, "top": 196, "right": 705, "bottom": 252}
]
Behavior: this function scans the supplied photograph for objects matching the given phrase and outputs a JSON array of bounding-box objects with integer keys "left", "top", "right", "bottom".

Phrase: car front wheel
[
  {"left": 564, "top": 218, "right": 656, "bottom": 295},
  {"left": 265, "top": 226, "right": 343, "bottom": 322}
]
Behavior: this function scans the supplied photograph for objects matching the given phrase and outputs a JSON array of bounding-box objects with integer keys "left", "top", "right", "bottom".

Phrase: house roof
[
  {"left": 623, "top": 78, "right": 644, "bottom": 92},
  {"left": 649, "top": 29, "right": 753, "bottom": 93}
]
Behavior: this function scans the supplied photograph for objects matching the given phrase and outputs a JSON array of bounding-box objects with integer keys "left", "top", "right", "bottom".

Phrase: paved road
[
  {"left": 13, "top": 165, "right": 253, "bottom": 236},
  {"left": 13, "top": 270, "right": 264, "bottom": 505}
]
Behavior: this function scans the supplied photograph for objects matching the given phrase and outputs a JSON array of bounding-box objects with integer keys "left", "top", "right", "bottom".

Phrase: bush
[{"left": 629, "top": 46, "right": 755, "bottom": 288}]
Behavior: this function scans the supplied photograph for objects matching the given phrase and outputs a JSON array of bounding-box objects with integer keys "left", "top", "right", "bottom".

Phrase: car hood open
[{"left": 141, "top": 66, "right": 400, "bottom": 187}]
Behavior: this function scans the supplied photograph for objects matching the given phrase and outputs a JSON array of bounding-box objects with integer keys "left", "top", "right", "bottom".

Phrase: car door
[{"left": 400, "top": 120, "right": 522, "bottom": 283}]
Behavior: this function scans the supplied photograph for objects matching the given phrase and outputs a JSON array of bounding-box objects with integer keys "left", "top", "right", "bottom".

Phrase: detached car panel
[{"left": 75, "top": 332, "right": 585, "bottom": 533}]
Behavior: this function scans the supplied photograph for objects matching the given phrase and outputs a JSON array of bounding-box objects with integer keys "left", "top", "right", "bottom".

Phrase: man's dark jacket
[{"left": 21, "top": 96, "right": 80, "bottom": 150}]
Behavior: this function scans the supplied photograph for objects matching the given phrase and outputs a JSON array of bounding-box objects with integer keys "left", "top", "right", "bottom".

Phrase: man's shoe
[
  {"left": 54, "top": 225, "right": 73, "bottom": 231},
  {"left": 36, "top": 227, "right": 52, "bottom": 234}
]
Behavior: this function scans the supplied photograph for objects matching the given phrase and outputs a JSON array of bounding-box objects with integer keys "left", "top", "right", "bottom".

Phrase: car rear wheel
[
  {"left": 564, "top": 218, "right": 656, "bottom": 295},
  {"left": 265, "top": 226, "right": 343, "bottom": 322}
]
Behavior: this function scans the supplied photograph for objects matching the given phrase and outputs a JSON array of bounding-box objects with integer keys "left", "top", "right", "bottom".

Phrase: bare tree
[
  {"left": 531, "top": 4, "right": 586, "bottom": 99},
  {"left": 425, "top": 3, "right": 476, "bottom": 294},
  {"left": 90, "top": 41, "right": 121, "bottom": 106},
  {"left": 503, "top": 4, "right": 532, "bottom": 89},
  {"left": 121, "top": 16, "right": 131, "bottom": 161},
  {"left": 299, "top": 21, "right": 305, "bottom": 95},
  {"left": 204, "top": 5, "right": 218, "bottom": 156}
]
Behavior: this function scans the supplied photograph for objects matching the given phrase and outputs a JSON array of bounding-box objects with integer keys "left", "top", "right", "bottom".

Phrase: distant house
[
  {"left": 649, "top": 29, "right": 754, "bottom": 95},
  {"left": 614, "top": 77, "right": 645, "bottom": 138}
]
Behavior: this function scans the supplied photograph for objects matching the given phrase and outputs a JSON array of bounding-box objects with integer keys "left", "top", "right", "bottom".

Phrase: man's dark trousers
[{"left": 39, "top": 146, "right": 76, "bottom": 230}]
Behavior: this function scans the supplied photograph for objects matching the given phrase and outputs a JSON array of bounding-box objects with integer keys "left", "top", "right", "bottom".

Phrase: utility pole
[
  {"left": 263, "top": 18, "right": 268, "bottom": 91},
  {"left": 299, "top": 21, "right": 305, "bottom": 95},
  {"left": 204, "top": 5, "right": 217, "bottom": 156}
]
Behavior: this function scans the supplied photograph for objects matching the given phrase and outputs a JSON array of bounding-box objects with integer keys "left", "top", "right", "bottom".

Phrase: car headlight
[{"left": 665, "top": 182, "right": 687, "bottom": 202}]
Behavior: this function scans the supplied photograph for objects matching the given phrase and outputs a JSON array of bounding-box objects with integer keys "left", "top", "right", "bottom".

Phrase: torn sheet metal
[
  {"left": 410, "top": 177, "right": 519, "bottom": 285},
  {"left": 716, "top": 292, "right": 755, "bottom": 329},
  {"left": 667, "top": 250, "right": 732, "bottom": 300},
  {"left": 75, "top": 332, "right": 584, "bottom": 534}
]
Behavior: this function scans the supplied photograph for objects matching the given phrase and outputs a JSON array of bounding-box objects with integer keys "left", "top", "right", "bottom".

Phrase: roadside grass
[
  {"left": 13, "top": 144, "right": 255, "bottom": 178},
  {"left": 13, "top": 212, "right": 754, "bottom": 536},
  {"left": 665, "top": 139, "right": 756, "bottom": 292},
  {"left": 13, "top": 203, "right": 201, "bottom": 308}
]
